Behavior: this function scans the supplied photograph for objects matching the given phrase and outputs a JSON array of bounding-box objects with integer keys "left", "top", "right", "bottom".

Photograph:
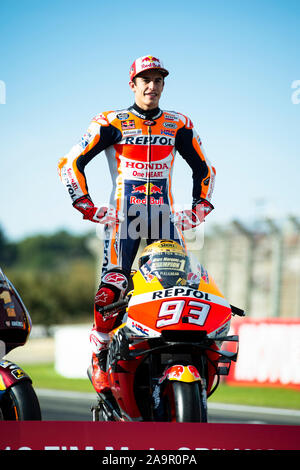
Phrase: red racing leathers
[{"left": 58, "top": 103, "right": 215, "bottom": 334}]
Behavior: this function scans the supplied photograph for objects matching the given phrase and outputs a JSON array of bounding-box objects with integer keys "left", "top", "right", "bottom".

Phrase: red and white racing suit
[{"left": 58, "top": 103, "right": 215, "bottom": 335}]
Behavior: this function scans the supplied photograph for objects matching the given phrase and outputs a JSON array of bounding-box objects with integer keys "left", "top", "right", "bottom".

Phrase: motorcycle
[
  {"left": 0, "top": 268, "right": 41, "bottom": 420},
  {"left": 88, "top": 240, "right": 245, "bottom": 422}
]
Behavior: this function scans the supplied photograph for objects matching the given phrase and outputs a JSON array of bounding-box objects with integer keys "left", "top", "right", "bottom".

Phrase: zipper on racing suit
[
  {"left": 146, "top": 123, "right": 152, "bottom": 212},
  {"left": 146, "top": 121, "right": 156, "bottom": 239}
]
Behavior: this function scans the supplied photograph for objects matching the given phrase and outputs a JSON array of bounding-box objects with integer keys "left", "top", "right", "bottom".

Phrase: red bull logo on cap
[
  {"left": 141, "top": 55, "right": 160, "bottom": 65},
  {"left": 130, "top": 55, "right": 169, "bottom": 81},
  {"left": 141, "top": 56, "right": 163, "bottom": 71}
]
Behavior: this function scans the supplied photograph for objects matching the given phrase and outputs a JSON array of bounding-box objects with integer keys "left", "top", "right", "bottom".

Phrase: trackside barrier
[
  {"left": 227, "top": 318, "right": 300, "bottom": 388},
  {"left": 54, "top": 319, "right": 300, "bottom": 386},
  {"left": 0, "top": 422, "right": 300, "bottom": 450}
]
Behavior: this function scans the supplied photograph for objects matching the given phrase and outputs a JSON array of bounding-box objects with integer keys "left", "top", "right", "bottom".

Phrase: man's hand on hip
[
  {"left": 171, "top": 198, "right": 214, "bottom": 231},
  {"left": 73, "top": 195, "right": 124, "bottom": 227}
]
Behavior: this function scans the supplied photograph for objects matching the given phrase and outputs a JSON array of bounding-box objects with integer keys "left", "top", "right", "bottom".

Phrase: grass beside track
[{"left": 23, "top": 362, "right": 300, "bottom": 410}]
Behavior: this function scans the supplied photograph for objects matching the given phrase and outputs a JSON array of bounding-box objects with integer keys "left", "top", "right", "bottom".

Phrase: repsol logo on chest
[
  {"left": 152, "top": 287, "right": 211, "bottom": 301},
  {"left": 124, "top": 135, "right": 175, "bottom": 145}
]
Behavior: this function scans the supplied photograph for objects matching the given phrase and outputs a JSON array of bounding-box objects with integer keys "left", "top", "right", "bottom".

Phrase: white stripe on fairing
[
  {"left": 129, "top": 287, "right": 230, "bottom": 309},
  {"left": 126, "top": 317, "right": 161, "bottom": 337}
]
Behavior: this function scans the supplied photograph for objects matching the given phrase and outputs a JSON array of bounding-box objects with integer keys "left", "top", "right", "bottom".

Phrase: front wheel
[
  {"left": 163, "top": 381, "right": 207, "bottom": 423},
  {"left": 0, "top": 380, "right": 42, "bottom": 420}
]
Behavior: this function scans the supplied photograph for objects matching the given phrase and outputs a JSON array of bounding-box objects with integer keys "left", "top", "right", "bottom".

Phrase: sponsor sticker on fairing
[
  {"left": 130, "top": 320, "right": 149, "bottom": 336},
  {"left": 126, "top": 317, "right": 160, "bottom": 337}
]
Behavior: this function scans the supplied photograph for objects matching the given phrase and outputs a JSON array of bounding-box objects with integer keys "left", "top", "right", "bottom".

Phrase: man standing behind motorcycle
[{"left": 58, "top": 55, "right": 216, "bottom": 393}]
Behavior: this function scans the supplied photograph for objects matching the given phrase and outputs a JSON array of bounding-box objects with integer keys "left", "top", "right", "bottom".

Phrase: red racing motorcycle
[
  {"left": 0, "top": 268, "right": 41, "bottom": 420},
  {"left": 88, "top": 240, "right": 245, "bottom": 422}
]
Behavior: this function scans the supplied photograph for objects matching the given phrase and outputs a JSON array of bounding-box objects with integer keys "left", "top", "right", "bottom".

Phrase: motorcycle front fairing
[
  {"left": 0, "top": 268, "right": 32, "bottom": 355},
  {"left": 107, "top": 328, "right": 145, "bottom": 421},
  {"left": 128, "top": 252, "right": 239, "bottom": 389},
  {"left": 106, "top": 321, "right": 238, "bottom": 421},
  {"left": 126, "top": 250, "right": 233, "bottom": 341},
  {"left": 0, "top": 271, "right": 34, "bottom": 407},
  {"left": 0, "top": 360, "right": 32, "bottom": 391},
  {"left": 105, "top": 251, "right": 239, "bottom": 420}
]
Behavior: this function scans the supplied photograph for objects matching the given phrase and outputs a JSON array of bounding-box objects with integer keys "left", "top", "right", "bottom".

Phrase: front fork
[{"left": 152, "top": 363, "right": 206, "bottom": 420}]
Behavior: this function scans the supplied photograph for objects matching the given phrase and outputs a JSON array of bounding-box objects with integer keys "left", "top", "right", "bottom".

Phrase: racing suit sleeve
[
  {"left": 175, "top": 120, "right": 215, "bottom": 205},
  {"left": 58, "top": 113, "right": 122, "bottom": 203}
]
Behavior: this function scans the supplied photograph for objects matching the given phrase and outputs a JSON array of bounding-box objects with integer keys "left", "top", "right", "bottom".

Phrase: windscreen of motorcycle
[{"left": 143, "top": 251, "right": 188, "bottom": 288}]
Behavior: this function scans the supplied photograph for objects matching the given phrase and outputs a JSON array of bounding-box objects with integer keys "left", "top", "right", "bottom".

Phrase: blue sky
[{"left": 0, "top": 0, "right": 299, "bottom": 240}]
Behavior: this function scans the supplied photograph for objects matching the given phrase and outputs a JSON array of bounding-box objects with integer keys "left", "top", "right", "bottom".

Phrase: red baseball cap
[{"left": 129, "top": 55, "right": 169, "bottom": 81}]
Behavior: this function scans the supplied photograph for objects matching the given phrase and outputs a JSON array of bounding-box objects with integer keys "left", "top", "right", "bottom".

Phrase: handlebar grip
[
  {"left": 230, "top": 304, "right": 246, "bottom": 317},
  {"left": 97, "top": 299, "right": 128, "bottom": 314}
]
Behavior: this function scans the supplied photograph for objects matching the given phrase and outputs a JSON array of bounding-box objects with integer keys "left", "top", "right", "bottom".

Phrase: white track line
[{"left": 36, "top": 388, "right": 300, "bottom": 417}]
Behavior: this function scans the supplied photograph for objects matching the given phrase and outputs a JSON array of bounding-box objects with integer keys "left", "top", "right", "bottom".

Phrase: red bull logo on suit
[
  {"left": 130, "top": 182, "right": 164, "bottom": 205},
  {"left": 130, "top": 196, "right": 164, "bottom": 205},
  {"left": 131, "top": 183, "right": 163, "bottom": 196}
]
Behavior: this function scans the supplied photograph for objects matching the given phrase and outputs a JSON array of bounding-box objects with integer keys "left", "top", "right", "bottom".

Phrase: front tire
[
  {"left": 0, "top": 380, "right": 42, "bottom": 420},
  {"left": 163, "top": 381, "right": 207, "bottom": 423}
]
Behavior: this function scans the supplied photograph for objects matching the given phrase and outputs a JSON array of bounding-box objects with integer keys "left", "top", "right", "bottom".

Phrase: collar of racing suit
[{"left": 129, "top": 103, "right": 163, "bottom": 120}]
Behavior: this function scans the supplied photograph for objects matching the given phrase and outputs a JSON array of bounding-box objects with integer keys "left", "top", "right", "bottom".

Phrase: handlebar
[
  {"left": 97, "top": 298, "right": 129, "bottom": 314},
  {"left": 97, "top": 300, "right": 245, "bottom": 317},
  {"left": 230, "top": 304, "right": 246, "bottom": 317}
]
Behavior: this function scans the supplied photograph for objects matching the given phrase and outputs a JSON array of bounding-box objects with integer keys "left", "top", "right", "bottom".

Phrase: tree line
[{"left": 0, "top": 227, "right": 97, "bottom": 329}]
